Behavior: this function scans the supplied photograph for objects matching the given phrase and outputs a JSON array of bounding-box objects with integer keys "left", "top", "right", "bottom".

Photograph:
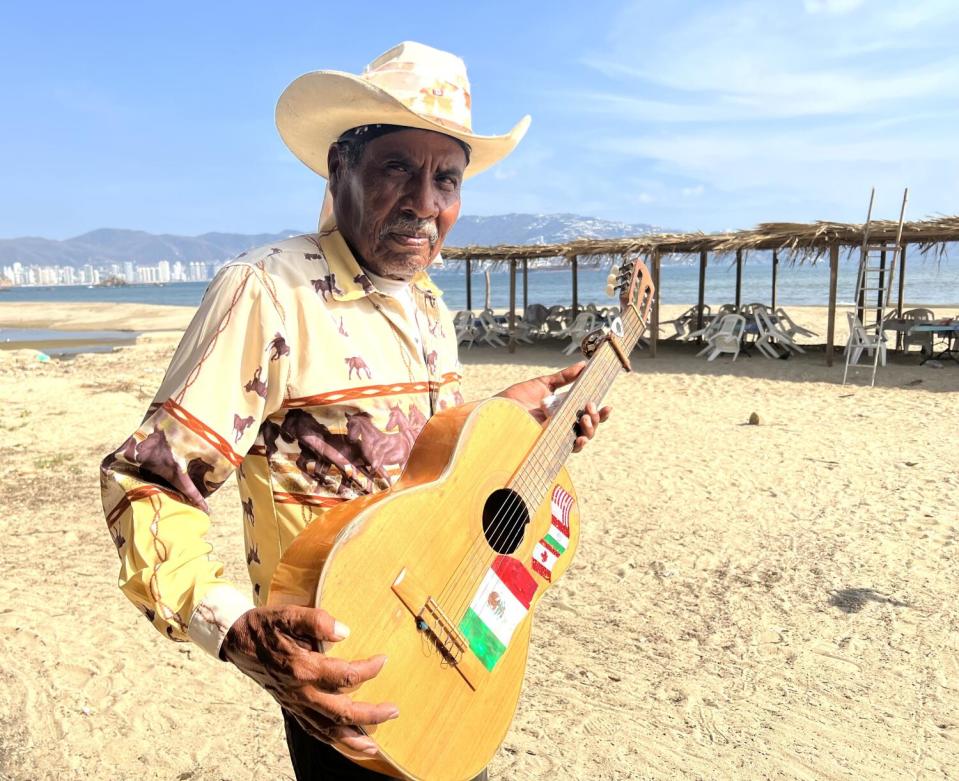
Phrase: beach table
[
  {"left": 910, "top": 319, "right": 959, "bottom": 364},
  {"left": 883, "top": 318, "right": 959, "bottom": 363}
]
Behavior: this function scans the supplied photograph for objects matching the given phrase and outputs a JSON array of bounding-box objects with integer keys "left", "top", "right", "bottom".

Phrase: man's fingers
[
  {"left": 547, "top": 362, "right": 586, "bottom": 391},
  {"left": 279, "top": 606, "right": 350, "bottom": 645},
  {"left": 299, "top": 654, "right": 388, "bottom": 690},
  {"left": 303, "top": 689, "right": 400, "bottom": 727},
  {"left": 330, "top": 725, "right": 379, "bottom": 756}
]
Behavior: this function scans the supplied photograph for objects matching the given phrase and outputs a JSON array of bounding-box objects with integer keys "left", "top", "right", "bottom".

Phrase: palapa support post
[
  {"left": 826, "top": 244, "right": 839, "bottom": 366},
  {"left": 896, "top": 244, "right": 907, "bottom": 349},
  {"left": 570, "top": 253, "right": 579, "bottom": 316},
  {"left": 522, "top": 259, "right": 528, "bottom": 311},
  {"left": 650, "top": 250, "right": 661, "bottom": 358},
  {"left": 771, "top": 249, "right": 779, "bottom": 311},
  {"left": 876, "top": 250, "right": 886, "bottom": 327},
  {"left": 696, "top": 251, "right": 707, "bottom": 340},
  {"left": 508, "top": 259, "right": 517, "bottom": 354},
  {"left": 735, "top": 249, "right": 743, "bottom": 310},
  {"left": 465, "top": 258, "right": 472, "bottom": 312}
]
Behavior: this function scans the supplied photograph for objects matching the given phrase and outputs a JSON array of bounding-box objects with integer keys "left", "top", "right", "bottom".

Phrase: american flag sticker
[{"left": 531, "top": 485, "right": 575, "bottom": 581}]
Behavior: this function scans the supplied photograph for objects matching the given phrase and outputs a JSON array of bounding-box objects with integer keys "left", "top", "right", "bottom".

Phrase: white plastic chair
[
  {"left": 454, "top": 310, "right": 476, "bottom": 345},
  {"left": 755, "top": 308, "right": 805, "bottom": 354},
  {"left": 773, "top": 307, "right": 817, "bottom": 339},
  {"left": 702, "top": 314, "right": 745, "bottom": 361},
  {"left": 561, "top": 312, "right": 598, "bottom": 355},
  {"left": 844, "top": 312, "right": 886, "bottom": 366},
  {"left": 900, "top": 307, "right": 935, "bottom": 354}
]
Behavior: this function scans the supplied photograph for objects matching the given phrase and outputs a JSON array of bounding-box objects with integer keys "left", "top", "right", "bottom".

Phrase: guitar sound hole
[{"left": 482, "top": 488, "right": 530, "bottom": 554}]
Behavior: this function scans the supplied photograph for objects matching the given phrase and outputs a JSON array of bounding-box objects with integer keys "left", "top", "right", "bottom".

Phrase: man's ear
[{"left": 327, "top": 145, "right": 342, "bottom": 197}]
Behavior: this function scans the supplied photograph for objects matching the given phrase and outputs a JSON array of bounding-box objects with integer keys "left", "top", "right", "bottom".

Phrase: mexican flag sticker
[{"left": 459, "top": 555, "right": 537, "bottom": 671}]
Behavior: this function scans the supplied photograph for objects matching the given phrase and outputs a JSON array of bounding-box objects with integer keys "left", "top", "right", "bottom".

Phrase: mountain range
[{"left": 0, "top": 214, "right": 663, "bottom": 267}]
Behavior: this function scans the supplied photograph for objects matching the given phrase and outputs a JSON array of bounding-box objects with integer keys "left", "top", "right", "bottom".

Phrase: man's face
[{"left": 329, "top": 128, "right": 466, "bottom": 280}]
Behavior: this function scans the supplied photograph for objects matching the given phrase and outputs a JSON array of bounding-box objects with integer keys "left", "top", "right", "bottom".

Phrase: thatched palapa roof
[{"left": 442, "top": 215, "right": 959, "bottom": 265}]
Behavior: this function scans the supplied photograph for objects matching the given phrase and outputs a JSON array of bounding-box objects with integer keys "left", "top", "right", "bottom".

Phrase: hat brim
[{"left": 275, "top": 70, "right": 530, "bottom": 180}]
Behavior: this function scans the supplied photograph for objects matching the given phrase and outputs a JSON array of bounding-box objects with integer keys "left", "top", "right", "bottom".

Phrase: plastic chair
[
  {"left": 755, "top": 308, "right": 805, "bottom": 354},
  {"left": 561, "top": 312, "right": 598, "bottom": 355},
  {"left": 774, "top": 307, "right": 818, "bottom": 339},
  {"left": 702, "top": 314, "right": 745, "bottom": 361},
  {"left": 844, "top": 312, "right": 886, "bottom": 366},
  {"left": 900, "top": 308, "right": 935, "bottom": 354}
]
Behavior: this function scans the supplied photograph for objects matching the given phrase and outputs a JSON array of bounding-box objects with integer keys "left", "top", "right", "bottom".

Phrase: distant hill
[{"left": 0, "top": 214, "right": 665, "bottom": 267}]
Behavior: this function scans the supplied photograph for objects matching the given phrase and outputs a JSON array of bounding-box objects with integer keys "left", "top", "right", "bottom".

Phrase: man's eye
[
  {"left": 386, "top": 162, "right": 408, "bottom": 173},
  {"left": 437, "top": 176, "right": 459, "bottom": 190}
]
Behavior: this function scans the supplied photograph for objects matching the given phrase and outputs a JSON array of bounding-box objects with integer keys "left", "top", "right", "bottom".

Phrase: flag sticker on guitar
[
  {"left": 532, "top": 484, "right": 575, "bottom": 580},
  {"left": 545, "top": 484, "right": 573, "bottom": 555},
  {"left": 459, "top": 555, "right": 537, "bottom": 671}
]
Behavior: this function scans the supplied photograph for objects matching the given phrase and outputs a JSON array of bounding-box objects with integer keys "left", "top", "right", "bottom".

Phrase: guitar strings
[
  {"left": 444, "top": 279, "right": 650, "bottom": 622},
  {"left": 445, "top": 340, "right": 626, "bottom": 619},
  {"left": 438, "top": 267, "right": 649, "bottom": 619},
  {"left": 439, "top": 274, "right": 649, "bottom": 621},
  {"left": 438, "top": 299, "right": 634, "bottom": 615},
  {"left": 441, "top": 322, "right": 633, "bottom": 622}
]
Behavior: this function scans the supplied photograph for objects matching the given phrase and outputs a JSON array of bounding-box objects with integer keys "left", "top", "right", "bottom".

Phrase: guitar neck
[{"left": 510, "top": 306, "right": 647, "bottom": 508}]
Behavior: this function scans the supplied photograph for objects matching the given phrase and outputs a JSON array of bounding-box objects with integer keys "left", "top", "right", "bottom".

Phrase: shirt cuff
[{"left": 187, "top": 584, "right": 256, "bottom": 659}]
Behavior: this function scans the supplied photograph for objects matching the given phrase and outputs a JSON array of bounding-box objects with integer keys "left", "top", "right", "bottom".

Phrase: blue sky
[{"left": 2, "top": 0, "right": 957, "bottom": 239}]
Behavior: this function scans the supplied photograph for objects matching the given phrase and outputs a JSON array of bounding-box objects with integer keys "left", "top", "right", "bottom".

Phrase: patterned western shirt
[{"left": 100, "top": 224, "right": 463, "bottom": 658}]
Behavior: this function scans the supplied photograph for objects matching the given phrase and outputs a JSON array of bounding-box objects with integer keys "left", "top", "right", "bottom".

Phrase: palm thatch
[{"left": 443, "top": 215, "right": 959, "bottom": 265}]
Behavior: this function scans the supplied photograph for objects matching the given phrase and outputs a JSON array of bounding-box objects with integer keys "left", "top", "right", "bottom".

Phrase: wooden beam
[
  {"left": 735, "top": 249, "right": 743, "bottom": 309},
  {"left": 465, "top": 258, "right": 472, "bottom": 311},
  {"left": 826, "top": 244, "right": 839, "bottom": 366},
  {"left": 771, "top": 249, "right": 779, "bottom": 311},
  {"left": 522, "top": 258, "right": 528, "bottom": 311},
  {"left": 508, "top": 259, "right": 517, "bottom": 354},
  {"left": 876, "top": 250, "right": 887, "bottom": 326},
  {"left": 650, "top": 251, "right": 661, "bottom": 358},
  {"left": 697, "top": 251, "right": 707, "bottom": 340},
  {"left": 896, "top": 244, "right": 907, "bottom": 350},
  {"left": 570, "top": 254, "right": 579, "bottom": 316}
]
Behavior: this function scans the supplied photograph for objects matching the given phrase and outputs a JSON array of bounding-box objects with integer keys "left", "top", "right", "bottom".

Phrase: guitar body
[{"left": 269, "top": 397, "right": 580, "bottom": 780}]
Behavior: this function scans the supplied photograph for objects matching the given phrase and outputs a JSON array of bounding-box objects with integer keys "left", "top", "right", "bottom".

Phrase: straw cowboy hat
[{"left": 276, "top": 41, "right": 531, "bottom": 180}]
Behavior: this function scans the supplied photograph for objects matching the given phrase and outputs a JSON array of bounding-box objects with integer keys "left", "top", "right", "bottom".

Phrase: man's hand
[
  {"left": 222, "top": 605, "right": 396, "bottom": 755},
  {"left": 496, "top": 362, "right": 611, "bottom": 453}
]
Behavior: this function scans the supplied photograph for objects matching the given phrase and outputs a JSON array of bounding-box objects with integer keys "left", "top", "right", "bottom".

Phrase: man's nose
[{"left": 402, "top": 172, "right": 440, "bottom": 219}]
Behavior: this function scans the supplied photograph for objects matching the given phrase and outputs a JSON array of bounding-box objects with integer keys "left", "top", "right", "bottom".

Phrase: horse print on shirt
[
  {"left": 267, "top": 333, "right": 289, "bottom": 361},
  {"left": 312, "top": 273, "right": 344, "bottom": 301},
  {"left": 118, "top": 428, "right": 210, "bottom": 512},
  {"left": 243, "top": 366, "right": 268, "bottom": 398},
  {"left": 278, "top": 409, "right": 377, "bottom": 494},
  {"left": 345, "top": 356, "right": 372, "bottom": 380}
]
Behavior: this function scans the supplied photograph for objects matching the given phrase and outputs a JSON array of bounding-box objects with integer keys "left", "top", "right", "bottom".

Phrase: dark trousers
[{"left": 283, "top": 711, "right": 489, "bottom": 780}]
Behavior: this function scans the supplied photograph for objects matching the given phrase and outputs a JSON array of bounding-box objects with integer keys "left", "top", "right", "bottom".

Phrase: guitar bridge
[{"left": 392, "top": 568, "right": 484, "bottom": 690}]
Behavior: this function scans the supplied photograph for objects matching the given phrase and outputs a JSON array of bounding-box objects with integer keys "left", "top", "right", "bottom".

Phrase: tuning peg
[{"left": 605, "top": 282, "right": 615, "bottom": 297}]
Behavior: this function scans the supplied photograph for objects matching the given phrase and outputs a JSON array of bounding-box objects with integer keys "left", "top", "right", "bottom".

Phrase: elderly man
[{"left": 101, "top": 42, "right": 608, "bottom": 780}]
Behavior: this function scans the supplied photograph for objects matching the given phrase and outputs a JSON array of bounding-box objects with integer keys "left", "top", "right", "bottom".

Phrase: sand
[{"left": 1, "top": 302, "right": 957, "bottom": 780}]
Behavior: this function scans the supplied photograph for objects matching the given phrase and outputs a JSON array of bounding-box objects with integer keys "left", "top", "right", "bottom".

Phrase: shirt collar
[{"left": 317, "top": 217, "right": 444, "bottom": 303}]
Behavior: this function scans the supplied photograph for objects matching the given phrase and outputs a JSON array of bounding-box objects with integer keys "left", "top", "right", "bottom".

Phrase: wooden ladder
[{"left": 843, "top": 188, "right": 909, "bottom": 387}]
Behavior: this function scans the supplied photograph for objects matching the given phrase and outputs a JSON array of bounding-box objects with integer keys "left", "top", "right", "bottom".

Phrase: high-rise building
[{"left": 158, "top": 260, "right": 171, "bottom": 283}]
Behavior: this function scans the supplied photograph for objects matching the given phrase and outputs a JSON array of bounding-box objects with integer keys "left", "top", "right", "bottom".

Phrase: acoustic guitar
[{"left": 269, "top": 258, "right": 654, "bottom": 780}]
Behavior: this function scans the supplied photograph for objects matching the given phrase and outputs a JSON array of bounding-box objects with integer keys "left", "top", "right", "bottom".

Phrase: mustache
[{"left": 380, "top": 215, "right": 439, "bottom": 245}]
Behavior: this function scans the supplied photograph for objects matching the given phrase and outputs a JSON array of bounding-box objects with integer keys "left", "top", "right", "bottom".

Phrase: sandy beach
[{"left": 1, "top": 301, "right": 957, "bottom": 780}]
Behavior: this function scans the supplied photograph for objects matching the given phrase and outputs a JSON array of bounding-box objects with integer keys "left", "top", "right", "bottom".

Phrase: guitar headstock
[{"left": 605, "top": 257, "right": 655, "bottom": 336}]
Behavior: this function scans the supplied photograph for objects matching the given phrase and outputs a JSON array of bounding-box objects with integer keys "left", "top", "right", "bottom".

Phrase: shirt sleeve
[{"left": 100, "top": 263, "right": 291, "bottom": 658}]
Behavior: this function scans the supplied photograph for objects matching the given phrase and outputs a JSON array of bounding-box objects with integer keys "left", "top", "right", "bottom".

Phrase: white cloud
[{"left": 557, "top": 0, "right": 959, "bottom": 227}]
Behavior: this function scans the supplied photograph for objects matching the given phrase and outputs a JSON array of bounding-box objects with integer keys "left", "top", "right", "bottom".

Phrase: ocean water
[{"left": 4, "top": 256, "right": 958, "bottom": 312}]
